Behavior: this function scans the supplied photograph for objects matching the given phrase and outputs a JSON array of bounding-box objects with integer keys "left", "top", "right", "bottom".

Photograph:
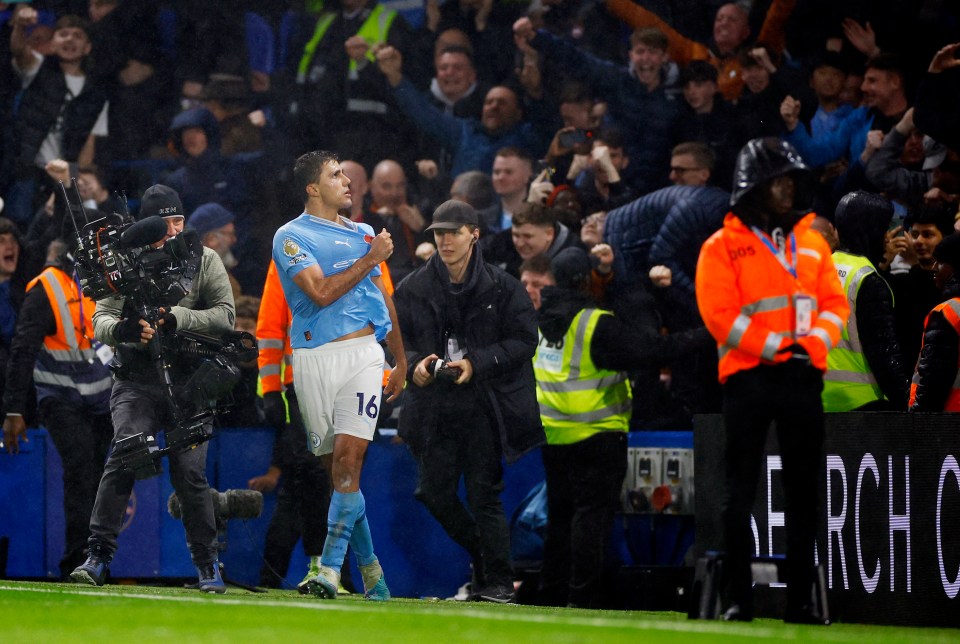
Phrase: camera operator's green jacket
[{"left": 92, "top": 247, "right": 236, "bottom": 367}]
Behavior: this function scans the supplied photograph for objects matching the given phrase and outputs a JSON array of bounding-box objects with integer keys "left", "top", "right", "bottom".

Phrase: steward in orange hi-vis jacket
[{"left": 695, "top": 138, "right": 848, "bottom": 626}]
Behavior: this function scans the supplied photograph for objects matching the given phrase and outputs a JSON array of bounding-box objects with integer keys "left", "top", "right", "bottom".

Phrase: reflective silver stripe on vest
[
  {"left": 725, "top": 314, "right": 752, "bottom": 348},
  {"left": 258, "top": 339, "right": 284, "bottom": 350},
  {"left": 46, "top": 347, "right": 98, "bottom": 362},
  {"left": 537, "top": 371, "right": 627, "bottom": 394},
  {"left": 818, "top": 311, "right": 845, "bottom": 331},
  {"left": 946, "top": 300, "right": 960, "bottom": 319},
  {"left": 33, "top": 370, "right": 113, "bottom": 395},
  {"left": 566, "top": 311, "right": 594, "bottom": 381},
  {"left": 346, "top": 98, "right": 388, "bottom": 114},
  {"left": 799, "top": 247, "right": 821, "bottom": 260},
  {"left": 829, "top": 369, "right": 879, "bottom": 385},
  {"left": 741, "top": 295, "right": 789, "bottom": 315},
  {"left": 42, "top": 273, "right": 79, "bottom": 350},
  {"left": 847, "top": 264, "right": 875, "bottom": 294},
  {"left": 539, "top": 399, "right": 632, "bottom": 424},
  {"left": 809, "top": 326, "right": 834, "bottom": 350},
  {"left": 835, "top": 336, "right": 854, "bottom": 352},
  {"left": 284, "top": 354, "right": 293, "bottom": 366},
  {"left": 761, "top": 332, "right": 783, "bottom": 361},
  {"left": 260, "top": 364, "right": 281, "bottom": 377},
  {"left": 836, "top": 262, "right": 876, "bottom": 351}
]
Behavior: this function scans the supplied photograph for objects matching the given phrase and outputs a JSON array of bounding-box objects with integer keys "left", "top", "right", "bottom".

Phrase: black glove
[
  {"left": 776, "top": 343, "right": 810, "bottom": 362},
  {"left": 113, "top": 315, "right": 145, "bottom": 343},
  {"left": 262, "top": 391, "right": 286, "bottom": 429},
  {"left": 159, "top": 311, "right": 177, "bottom": 333}
]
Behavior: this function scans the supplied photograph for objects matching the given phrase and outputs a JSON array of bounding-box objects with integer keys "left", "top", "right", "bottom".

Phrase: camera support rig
[{"left": 60, "top": 180, "right": 254, "bottom": 479}]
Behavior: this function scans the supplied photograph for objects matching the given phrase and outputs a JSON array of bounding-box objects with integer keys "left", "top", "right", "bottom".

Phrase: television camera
[{"left": 60, "top": 180, "right": 257, "bottom": 479}]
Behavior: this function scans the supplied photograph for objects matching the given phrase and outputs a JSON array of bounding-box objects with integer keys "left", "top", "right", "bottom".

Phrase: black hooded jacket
[
  {"left": 834, "top": 193, "right": 910, "bottom": 408},
  {"left": 163, "top": 107, "right": 263, "bottom": 216},
  {"left": 910, "top": 276, "right": 960, "bottom": 411},
  {"left": 393, "top": 247, "right": 544, "bottom": 463}
]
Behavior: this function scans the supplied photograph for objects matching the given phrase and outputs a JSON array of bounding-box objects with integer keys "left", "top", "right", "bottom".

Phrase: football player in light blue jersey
[{"left": 271, "top": 150, "right": 406, "bottom": 601}]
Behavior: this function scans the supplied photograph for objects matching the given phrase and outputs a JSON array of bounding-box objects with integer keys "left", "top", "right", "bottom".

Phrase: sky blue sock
[
  {"left": 348, "top": 491, "right": 377, "bottom": 567},
  {"left": 320, "top": 490, "right": 361, "bottom": 573}
]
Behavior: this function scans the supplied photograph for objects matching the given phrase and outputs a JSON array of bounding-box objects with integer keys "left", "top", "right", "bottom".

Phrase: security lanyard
[
  {"left": 750, "top": 226, "right": 797, "bottom": 279},
  {"left": 73, "top": 270, "right": 90, "bottom": 341}
]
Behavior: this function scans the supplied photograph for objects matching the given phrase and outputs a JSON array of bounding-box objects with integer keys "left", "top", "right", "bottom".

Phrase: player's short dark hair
[{"left": 294, "top": 150, "right": 340, "bottom": 205}]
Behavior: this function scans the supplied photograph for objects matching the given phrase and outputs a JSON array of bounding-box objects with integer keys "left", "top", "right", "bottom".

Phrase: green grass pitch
[{"left": 0, "top": 581, "right": 957, "bottom": 643}]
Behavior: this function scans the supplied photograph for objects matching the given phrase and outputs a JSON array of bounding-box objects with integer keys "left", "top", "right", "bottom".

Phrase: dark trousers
[
  {"left": 721, "top": 362, "right": 825, "bottom": 616},
  {"left": 415, "top": 407, "right": 513, "bottom": 588},
  {"left": 539, "top": 431, "right": 627, "bottom": 608},
  {"left": 257, "top": 389, "right": 354, "bottom": 590},
  {"left": 258, "top": 453, "right": 330, "bottom": 586},
  {"left": 88, "top": 380, "right": 218, "bottom": 566},
  {"left": 40, "top": 398, "right": 113, "bottom": 578}
]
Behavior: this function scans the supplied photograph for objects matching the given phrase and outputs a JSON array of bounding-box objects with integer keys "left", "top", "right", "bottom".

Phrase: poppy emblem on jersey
[
  {"left": 283, "top": 238, "right": 300, "bottom": 257},
  {"left": 364, "top": 234, "right": 374, "bottom": 244}
]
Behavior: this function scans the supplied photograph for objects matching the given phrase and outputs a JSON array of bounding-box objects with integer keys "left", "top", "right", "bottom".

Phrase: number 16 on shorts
[{"left": 357, "top": 393, "right": 379, "bottom": 419}]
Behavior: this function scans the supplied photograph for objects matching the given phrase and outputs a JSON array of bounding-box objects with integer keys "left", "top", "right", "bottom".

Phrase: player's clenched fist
[{"left": 370, "top": 229, "right": 394, "bottom": 262}]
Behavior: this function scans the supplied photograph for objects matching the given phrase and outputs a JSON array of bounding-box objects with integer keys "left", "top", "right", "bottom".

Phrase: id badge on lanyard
[
  {"left": 794, "top": 294, "right": 813, "bottom": 338},
  {"left": 92, "top": 340, "right": 114, "bottom": 365},
  {"left": 751, "top": 227, "right": 809, "bottom": 336}
]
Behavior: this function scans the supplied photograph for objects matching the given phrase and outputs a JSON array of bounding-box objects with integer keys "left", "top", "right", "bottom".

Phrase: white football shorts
[{"left": 293, "top": 334, "right": 384, "bottom": 456}]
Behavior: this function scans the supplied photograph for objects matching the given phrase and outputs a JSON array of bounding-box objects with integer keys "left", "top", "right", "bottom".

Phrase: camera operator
[
  {"left": 70, "top": 184, "right": 236, "bottom": 593},
  {"left": 393, "top": 200, "right": 544, "bottom": 604}
]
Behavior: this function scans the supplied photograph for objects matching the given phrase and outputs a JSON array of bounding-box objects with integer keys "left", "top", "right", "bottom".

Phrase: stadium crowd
[{"left": 1, "top": 0, "right": 959, "bottom": 614}]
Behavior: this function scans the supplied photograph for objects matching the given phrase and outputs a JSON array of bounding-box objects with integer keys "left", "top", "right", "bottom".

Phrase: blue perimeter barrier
[{"left": 0, "top": 428, "right": 691, "bottom": 597}]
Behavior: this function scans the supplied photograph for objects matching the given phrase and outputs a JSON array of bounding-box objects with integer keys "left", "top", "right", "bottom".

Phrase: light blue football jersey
[{"left": 272, "top": 214, "right": 390, "bottom": 349}]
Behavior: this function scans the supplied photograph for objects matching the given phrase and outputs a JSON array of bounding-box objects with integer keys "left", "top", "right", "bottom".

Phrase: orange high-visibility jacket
[
  {"left": 257, "top": 261, "right": 294, "bottom": 394},
  {"left": 695, "top": 212, "right": 849, "bottom": 383},
  {"left": 256, "top": 259, "right": 395, "bottom": 394},
  {"left": 909, "top": 298, "right": 960, "bottom": 411},
  {"left": 604, "top": 0, "right": 796, "bottom": 101}
]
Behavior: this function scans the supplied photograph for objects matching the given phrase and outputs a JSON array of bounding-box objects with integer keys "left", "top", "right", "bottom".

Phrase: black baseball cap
[{"left": 426, "top": 200, "right": 479, "bottom": 231}]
